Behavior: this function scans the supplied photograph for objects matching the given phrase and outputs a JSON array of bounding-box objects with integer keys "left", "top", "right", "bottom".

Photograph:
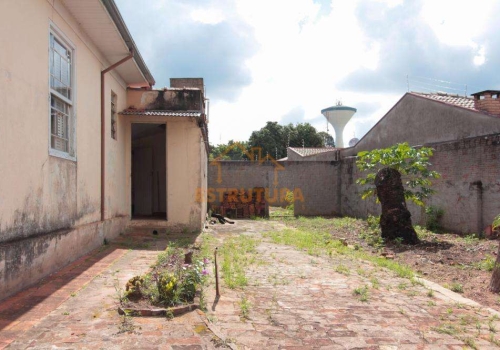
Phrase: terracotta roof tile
[
  {"left": 119, "top": 110, "right": 202, "bottom": 117},
  {"left": 289, "top": 147, "right": 338, "bottom": 157},
  {"left": 411, "top": 92, "right": 475, "bottom": 110}
]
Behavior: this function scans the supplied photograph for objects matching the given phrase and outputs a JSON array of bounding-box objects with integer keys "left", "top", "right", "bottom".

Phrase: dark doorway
[{"left": 131, "top": 123, "right": 166, "bottom": 219}]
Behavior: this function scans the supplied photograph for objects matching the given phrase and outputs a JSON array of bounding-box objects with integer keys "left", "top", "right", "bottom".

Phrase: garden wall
[{"left": 208, "top": 133, "right": 500, "bottom": 234}]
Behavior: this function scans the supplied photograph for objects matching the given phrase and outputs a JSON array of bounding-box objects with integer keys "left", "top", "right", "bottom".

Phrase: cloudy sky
[{"left": 116, "top": 0, "right": 500, "bottom": 146}]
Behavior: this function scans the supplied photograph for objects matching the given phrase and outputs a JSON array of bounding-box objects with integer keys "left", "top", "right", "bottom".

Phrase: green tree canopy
[
  {"left": 317, "top": 131, "right": 335, "bottom": 147},
  {"left": 356, "top": 142, "right": 440, "bottom": 207},
  {"left": 209, "top": 140, "right": 249, "bottom": 160},
  {"left": 248, "top": 122, "right": 330, "bottom": 160},
  {"left": 356, "top": 142, "right": 441, "bottom": 244}
]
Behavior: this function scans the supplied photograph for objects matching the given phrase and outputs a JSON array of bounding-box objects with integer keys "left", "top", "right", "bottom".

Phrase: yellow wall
[
  {"left": 0, "top": 0, "right": 131, "bottom": 242},
  {"left": 122, "top": 114, "right": 207, "bottom": 232}
]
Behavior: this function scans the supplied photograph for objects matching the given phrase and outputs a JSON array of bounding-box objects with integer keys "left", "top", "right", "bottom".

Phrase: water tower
[{"left": 321, "top": 102, "right": 356, "bottom": 148}]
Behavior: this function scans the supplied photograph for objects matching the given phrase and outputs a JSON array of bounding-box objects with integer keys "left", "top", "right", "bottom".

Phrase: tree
[
  {"left": 356, "top": 142, "right": 440, "bottom": 244},
  {"left": 318, "top": 132, "right": 335, "bottom": 147},
  {"left": 489, "top": 214, "right": 500, "bottom": 292},
  {"left": 248, "top": 122, "right": 329, "bottom": 160},
  {"left": 248, "top": 122, "right": 287, "bottom": 159},
  {"left": 210, "top": 140, "right": 249, "bottom": 160}
]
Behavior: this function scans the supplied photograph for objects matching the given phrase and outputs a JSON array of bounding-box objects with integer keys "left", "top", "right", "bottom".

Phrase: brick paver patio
[{"left": 2, "top": 220, "right": 500, "bottom": 349}]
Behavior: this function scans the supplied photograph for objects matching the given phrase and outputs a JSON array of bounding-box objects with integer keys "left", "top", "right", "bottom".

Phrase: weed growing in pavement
[
  {"left": 266, "top": 217, "right": 415, "bottom": 280},
  {"left": 335, "top": 264, "right": 350, "bottom": 275},
  {"left": 239, "top": 295, "right": 251, "bottom": 320},
  {"left": 118, "top": 314, "right": 136, "bottom": 334},
  {"left": 463, "top": 336, "right": 478, "bottom": 349},
  {"left": 450, "top": 283, "right": 464, "bottom": 293},
  {"left": 432, "top": 323, "right": 459, "bottom": 335},
  {"left": 220, "top": 235, "right": 259, "bottom": 289},
  {"left": 397, "top": 282, "right": 408, "bottom": 290},
  {"left": 353, "top": 285, "right": 369, "bottom": 302}
]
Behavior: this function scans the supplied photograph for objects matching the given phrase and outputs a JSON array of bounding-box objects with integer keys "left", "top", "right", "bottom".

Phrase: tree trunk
[
  {"left": 375, "top": 167, "right": 419, "bottom": 245},
  {"left": 489, "top": 241, "right": 500, "bottom": 293}
]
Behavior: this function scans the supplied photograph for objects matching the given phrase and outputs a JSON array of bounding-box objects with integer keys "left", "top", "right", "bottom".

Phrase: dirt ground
[{"left": 271, "top": 208, "right": 500, "bottom": 312}]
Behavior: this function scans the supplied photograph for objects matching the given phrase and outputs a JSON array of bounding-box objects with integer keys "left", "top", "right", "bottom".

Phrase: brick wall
[
  {"left": 207, "top": 161, "right": 339, "bottom": 216},
  {"left": 208, "top": 134, "right": 500, "bottom": 234},
  {"left": 341, "top": 134, "right": 500, "bottom": 234}
]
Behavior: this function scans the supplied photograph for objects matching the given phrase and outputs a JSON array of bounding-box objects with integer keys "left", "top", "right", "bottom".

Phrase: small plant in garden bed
[{"left": 121, "top": 244, "right": 210, "bottom": 309}]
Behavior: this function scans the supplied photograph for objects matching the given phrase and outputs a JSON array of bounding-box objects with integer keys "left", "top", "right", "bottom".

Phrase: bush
[
  {"left": 124, "top": 246, "right": 209, "bottom": 307},
  {"left": 425, "top": 206, "right": 444, "bottom": 231}
]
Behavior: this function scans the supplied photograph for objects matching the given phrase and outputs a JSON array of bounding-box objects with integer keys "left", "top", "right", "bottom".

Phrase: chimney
[
  {"left": 170, "top": 78, "right": 204, "bottom": 95},
  {"left": 471, "top": 90, "right": 500, "bottom": 117}
]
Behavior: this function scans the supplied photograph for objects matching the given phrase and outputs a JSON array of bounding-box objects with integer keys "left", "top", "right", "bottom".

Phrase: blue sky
[{"left": 116, "top": 0, "right": 500, "bottom": 145}]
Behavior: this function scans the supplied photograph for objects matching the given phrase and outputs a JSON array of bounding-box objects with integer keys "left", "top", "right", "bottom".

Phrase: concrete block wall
[
  {"left": 207, "top": 161, "right": 339, "bottom": 215},
  {"left": 340, "top": 134, "right": 500, "bottom": 234},
  {"left": 208, "top": 134, "right": 500, "bottom": 234}
]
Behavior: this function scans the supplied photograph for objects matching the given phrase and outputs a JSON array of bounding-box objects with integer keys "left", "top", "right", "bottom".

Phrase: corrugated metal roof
[
  {"left": 120, "top": 110, "right": 202, "bottom": 117},
  {"left": 411, "top": 92, "right": 476, "bottom": 110},
  {"left": 289, "top": 147, "right": 338, "bottom": 157}
]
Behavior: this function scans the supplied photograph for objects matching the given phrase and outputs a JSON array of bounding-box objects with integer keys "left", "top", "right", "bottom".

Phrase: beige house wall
[
  {"left": 0, "top": 0, "right": 130, "bottom": 299},
  {"left": 122, "top": 114, "right": 207, "bottom": 232}
]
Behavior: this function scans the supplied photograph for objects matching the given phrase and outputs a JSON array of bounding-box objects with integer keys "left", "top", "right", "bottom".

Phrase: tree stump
[
  {"left": 490, "top": 242, "right": 500, "bottom": 293},
  {"left": 375, "top": 167, "right": 419, "bottom": 245}
]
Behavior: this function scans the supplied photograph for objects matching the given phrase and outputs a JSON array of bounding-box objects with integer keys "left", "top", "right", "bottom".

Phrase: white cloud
[
  {"left": 117, "top": 0, "right": 500, "bottom": 146},
  {"left": 421, "top": 0, "right": 495, "bottom": 66},
  {"left": 191, "top": 9, "right": 226, "bottom": 25}
]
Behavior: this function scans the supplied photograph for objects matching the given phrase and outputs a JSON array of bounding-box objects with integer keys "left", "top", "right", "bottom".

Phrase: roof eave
[{"left": 100, "top": 0, "right": 155, "bottom": 86}]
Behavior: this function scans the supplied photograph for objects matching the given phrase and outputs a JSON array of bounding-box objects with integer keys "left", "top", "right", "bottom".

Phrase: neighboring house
[
  {"left": 341, "top": 91, "right": 500, "bottom": 157},
  {"left": 284, "top": 147, "right": 340, "bottom": 161},
  {"left": 338, "top": 90, "right": 500, "bottom": 234},
  {"left": 0, "top": 1, "right": 208, "bottom": 300}
]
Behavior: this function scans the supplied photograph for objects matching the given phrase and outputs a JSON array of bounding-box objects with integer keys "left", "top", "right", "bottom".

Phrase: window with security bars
[
  {"left": 111, "top": 91, "right": 117, "bottom": 140},
  {"left": 49, "top": 31, "right": 74, "bottom": 156}
]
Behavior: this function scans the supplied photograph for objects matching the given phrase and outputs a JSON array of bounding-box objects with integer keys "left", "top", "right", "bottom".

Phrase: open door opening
[{"left": 131, "top": 123, "right": 166, "bottom": 220}]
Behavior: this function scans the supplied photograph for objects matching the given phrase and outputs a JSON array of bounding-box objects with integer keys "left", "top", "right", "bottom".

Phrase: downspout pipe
[{"left": 101, "top": 50, "right": 134, "bottom": 221}]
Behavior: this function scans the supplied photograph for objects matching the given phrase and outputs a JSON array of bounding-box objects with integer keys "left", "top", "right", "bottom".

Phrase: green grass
[
  {"left": 474, "top": 255, "right": 496, "bottom": 272},
  {"left": 220, "top": 235, "right": 259, "bottom": 289},
  {"left": 264, "top": 225, "right": 414, "bottom": 279},
  {"left": 335, "top": 264, "right": 350, "bottom": 275},
  {"left": 450, "top": 283, "right": 464, "bottom": 293},
  {"left": 432, "top": 323, "right": 459, "bottom": 335},
  {"left": 239, "top": 295, "right": 251, "bottom": 319},
  {"left": 353, "top": 285, "right": 369, "bottom": 302}
]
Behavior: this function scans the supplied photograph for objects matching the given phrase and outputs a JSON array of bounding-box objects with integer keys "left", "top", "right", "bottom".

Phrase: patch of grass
[
  {"left": 265, "top": 226, "right": 414, "bottom": 280},
  {"left": 474, "top": 255, "right": 496, "bottom": 272},
  {"left": 353, "top": 285, "right": 369, "bottom": 302},
  {"left": 397, "top": 282, "right": 408, "bottom": 290},
  {"left": 450, "top": 283, "right": 464, "bottom": 293},
  {"left": 118, "top": 314, "right": 136, "bottom": 334},
  {"left": 463, "top": 336, "right": 478, "bottom": 349},
  {"left": 239, "top": 295, "right": 251, "bottom": 320},
  {"left": 432, "top": 323, "right": 459, "bottom": 335},
  {"left": 490, "top": 334, "right": 500, "bottom": 346},
  {"left": 220, "top": 235, "right": 259, "bottom": 289},
  {"left": 427, "top": 300, "right": 436, "bottom": 307},
  {"left": 427, "top": 289, "right": 434, "bottom": 298},
  {"left": 370, "top": 277, "right": 380, "bottom": 289},
  {"left": 335, "top": 264, "right": 350, "bottom": 275},
  {"left": 463, "top": 233, "right": 481, "bottom": 245}
]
